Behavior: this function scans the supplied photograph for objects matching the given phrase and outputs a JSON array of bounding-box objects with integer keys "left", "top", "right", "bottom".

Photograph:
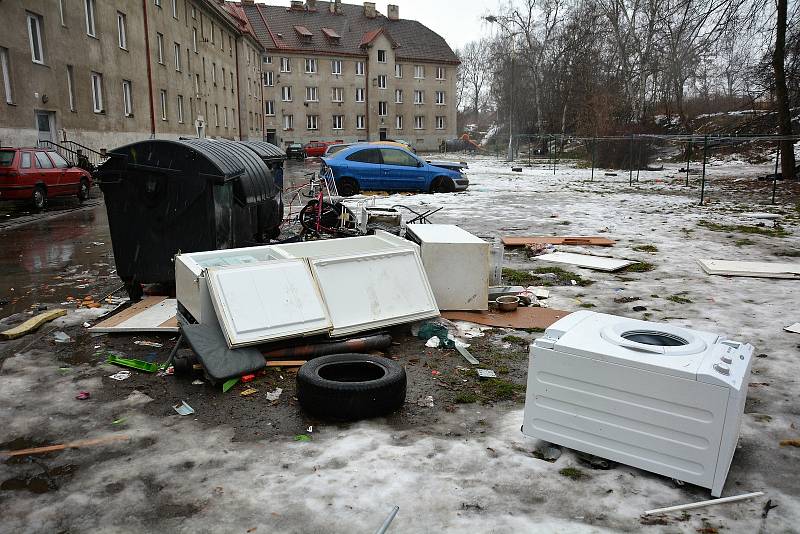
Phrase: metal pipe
[
  {"left": 772, "top": 146, "right": 780, "bottom": 204},
  {"left": 141, "top": 0, "right": 156, "bottom": 138},
  {"left": 590, "top": 139, "right": 595, "bottom": 181},
  {"left": 261, "top": 333, "right": 393, "bottom": 360},
  {"left": 643, "top": 492, "right": 764, "bottom": 516},
  {"left": 374, "top": 506, "right": 400, "bottom": 534},
  {"left": 685, "top": 141, "right": 691, "bottom": 186},
  {"left": 700, "top": 135, "right": 708, "bottom": 205},
  {"left": 628, "top": 135, "right": 634, "bottom": 185},
  {"left": 636, "top": 140, "right": 642, "bottom": 182}
]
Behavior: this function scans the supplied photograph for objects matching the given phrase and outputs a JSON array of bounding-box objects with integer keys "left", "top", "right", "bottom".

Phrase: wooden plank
[
  {"left": 0, "top": 309, "right": 67, "bottom": 340},
  {"left": 442, "top": 307, "right": 570, "bottom": 330},
  {"left": 0, "top": 434, "right": 129, "bottom": 458},
  {"left": 698, "top": 259, "right": 800, "bottom": 279},
  {"left": 265, "top": 360, "right": 307, "bottom": 367},
  {"left": 536, "top": 252, "right": 637, "bottom": 272},
  {"left": 502, "top": 236, "right": 615, "bottom": 247},
  {"left": 90, "top": 297, "right": 179, "bottom": 333},
  {"left": 94, "top": 297, "right": 167, "bottom": 328}
]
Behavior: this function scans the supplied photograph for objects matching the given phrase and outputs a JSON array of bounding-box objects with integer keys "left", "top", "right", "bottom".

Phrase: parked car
[
  {"left": 303, "top": 141, "right": 330, "bottom": 158},
  {"left": 0, "top": 147, "right": 92, "bottom": 210},
  {"left": 285, "top": 143, "right": 306, "bottom": 160},
  {"left": 323, "top": 143, "right": 353, "bottom": 157},
  {"left": 320, "top": 144, "right": 468, "bottom": 196}
]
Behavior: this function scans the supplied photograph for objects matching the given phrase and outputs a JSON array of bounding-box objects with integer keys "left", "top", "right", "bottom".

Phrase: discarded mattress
[
  {"left": 697, "top": 259, "right": 800, "bottom": 279},
  {"left": 536, "top": 252, "right": 637, "bottom": 272},
  {"left": 178, "top": 316, "right": 265, "bottom": 382}
]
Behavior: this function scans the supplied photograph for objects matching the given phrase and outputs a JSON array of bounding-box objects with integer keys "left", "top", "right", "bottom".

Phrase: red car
[
  {"left": 303, "top": 141, "right": 331, "bottom": 158},
  {"left": 0, "top": 147, "right": 92, "bottom": 210}
]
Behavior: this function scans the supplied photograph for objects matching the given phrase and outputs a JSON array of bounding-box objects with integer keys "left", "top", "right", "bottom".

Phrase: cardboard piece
[
  {"left": 536, "top": 252, "right": 637, "bottom": 272},
  {"left": 502, "top": 236, "right": 615, "bottom": 247},
  {"left": 90, "top": 297, "right": 178, "bottom": 333},
  {"left": 785, "top": 323, "right": 800, "bottom": 334},
  {"left": 1, "top": 309, "right": 67, "bottom": 340},
  {"left": 442, "top": 307, "right": 570, "bottom": 330},
  {"left": 698, "top": 259, "right": 800, "bottom": 280}
]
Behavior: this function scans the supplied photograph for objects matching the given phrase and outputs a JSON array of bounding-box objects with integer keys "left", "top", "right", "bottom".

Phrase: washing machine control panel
[{"left": 697, "top": 340, "right": 754, "bottom": 389}]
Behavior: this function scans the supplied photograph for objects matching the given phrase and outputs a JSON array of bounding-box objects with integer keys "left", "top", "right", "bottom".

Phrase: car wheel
[
  {"left": 338, "top": 177, "right": 359, "bottom": 197},
  {"left": 296, "top": 353, "right": 406, "bottom": 420},
  {"left": 77, "top": 178, "right": 90, "bottom": 202},
  {"left": 430, "top": 176, "right": 455, "bottom": 194},
  {"left": 32, "top": 185, "right": 47, "bottom": 210}
]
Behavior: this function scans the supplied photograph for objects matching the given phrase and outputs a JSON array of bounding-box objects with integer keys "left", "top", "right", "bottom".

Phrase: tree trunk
[{"left": 773, "top": 0, "right": 796, "bottom": 179}]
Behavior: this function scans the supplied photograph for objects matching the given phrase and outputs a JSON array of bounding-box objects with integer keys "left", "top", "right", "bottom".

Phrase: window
[
  {"left": 59, "top": 0, "right": 66, "bottom": 26},
  {"left": 117, "top": 12, "right": 128, "bottom": 49},
  {"left": 414, "top": 90, "right": 424, "bottom": 104},
  {"left": 35, "top": 152, "right": 54, "bottom": 169},
  {"left": 377, "top": 75, "right": 386, "bottom": 89},
  {"left": 66, "top": 65, "right": 74, "bottom": 110},
  {"left": 436, "top": 116, "right": 445, "bottom": 130},
  {"left": 27, "top": 12, "right": 44, "bottom": 64},
  {"left": 436, "top": 66, "right": 446, "bottom": 80},
  {"left": 305, "top": 58, "right": 317, "bottom": 73},
  {"left": 414, "top": 65, "right": 424, "bottom": 79},
  {"left": 332, "top": 115, "right": 344, "bottom": 130},
  {"left": 264, "top": 71, "right": 274, "bottom": 86},
  {"left": 91, "top": 72, "right": 103, "bottom": 112},
  {"left": 264, "top": 55, "right": 272, "bottom": 65},
  {"left": 378, "top": 101, "right": 387, "bottom": 116},
  {"left": 224, "top": 106, "right": 229, "bottom": 127},
  {"left": 395, "top": 115, "right": 403, "bottom": 130},
  {"left": 331, "top": 60, "right": 342, "bottom": 75},
  {"left": 377, "top": 50, "right": 386, "bottom": 63},
  {"left": 156, "top": 33, "right": 164, "bottom": 64},
  {"left": 355, "top": 61, "right": 365, "bottom": 76},
  {"left": 414, "top": 115, "right": 424, "bottom": 129},
  {"left": 171, "top": 0, "right": 178, "bottom": 18},
  {"left": 214, "top": 104, "right": 218, "bottom": 126},
  {"left": 381, "top": 148, "right": 418, "bottom": 167},
  {"left": 331, "top": 87, "right": 343, "bottom": 102},
  {"left": 395, "top": 64, "right": 402, "bottom": 78},
  {"left": 192, "top": 28, "right": 198, "bottom": 53},
  {"left": 436, "top": 91, "right": 445, "bottom": 105},
  {"left": 283, "top": 114, "right": 293, "bottom": 130},
  {"left": 395, "top": 89, "right": 403, "bottom": 103},
  {"left": 1, "top": 48, "right": 13, "bottom": 104},
  {"left": 159, "top": 89, "right": 167, "bottom": 120},
  {"left": 194, "top": 74, "right": 200, "bottom": 95},
  {"left": 356, "top": 115, "right": 365, "bottom": 130},
  {"left": 280, "top": 57, "right": 291, "bottom": 73},
  {"left": 122, "top": 80, "right": 133, "bottom": 116},
  {"left": 265, "top": 100, "right": 275, "bottom": 116},
  {"left": 85, "top": 0, "right": 96, "bottom": 37},
  {"left": 178, "top": 95, "right": 185, "bottom": 123},
  {"left": 49, "top": 152, "right": 70, "bottom": 169},
  {"left": 21, "top": 152, "right": 32, "bottom": 168},
  {"left": 211, "top": 62, "right": 216, "bottom": 84},
  {"left": 210, "top": 23, "right": 215, "bottom": 44},
  {"left": 306, "top": 115, "right": 318, "bottom": 130},
  {"left": 155, "top": 0, "right": 161, "bottom": 6},
  {"left": 191, "top": 4, "right": 196, "bottom": 18},
  {"left": 202, "top": 57, "right": 206, "bottom": 82},
  {"left": 222, "top": 67, "right": 226, "bottom": 89},
  {"left": 346, "top": 148, "right": 381, "bottom": 164},
  {"left": 355, "top": 88, "right": 365, "bottom": 103},
  {"left": 305, "top": 87, "right": 318, "bottom": 102},
  {"left": 281, "top": 86, "right": 292, "bottom": 101},
  {"left": 230, "top": 72, "right": 234, "bottom": 93},
  {"left": 174, "top": 43, "right": 181, "bottom": 71}
]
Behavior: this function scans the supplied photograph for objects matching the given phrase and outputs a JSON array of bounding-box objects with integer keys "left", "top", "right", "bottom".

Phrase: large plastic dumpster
[{"left": 97, "top": 138, "right": 285, "bottom": 299}]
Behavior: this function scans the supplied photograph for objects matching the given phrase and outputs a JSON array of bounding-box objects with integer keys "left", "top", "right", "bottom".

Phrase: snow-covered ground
[{"left": 1, "top": 156, "right": 799, "bottom": 533}]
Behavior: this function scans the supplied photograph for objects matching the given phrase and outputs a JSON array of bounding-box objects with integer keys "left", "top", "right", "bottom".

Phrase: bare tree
[
  {"left": 459, "top": 40, "right": 493, "bottom": 124},
  {"left": 773, "top": 0, "right": 796, "bottom": 179}
]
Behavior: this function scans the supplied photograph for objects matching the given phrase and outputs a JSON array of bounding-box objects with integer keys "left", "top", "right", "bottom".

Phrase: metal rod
[
  {"left": 643, "top": 492, "right": 764, "bottom": 516},
  {"left": 636, "top": 140, "right": 642, "bottom": 182},
  {"left": 772, "top": 146, "right": 780, "bottom": 204},
  {"left": 629, "top": 135, "right": 634, "bottom": 185},
  {"left": 553, "top": 135, "right": 558, "bottom": 175},
  {"left": 374, "top": 506, "right": 400, "bottom": 534},
  {"left": 700, "top": 135, "right": 708, "bottom": 205},
  {"left": 590, "top": 139, "right": 595, "bottom": 181},
  {"left": 685, "top": 141, "right": 691, "bottom": 186}
]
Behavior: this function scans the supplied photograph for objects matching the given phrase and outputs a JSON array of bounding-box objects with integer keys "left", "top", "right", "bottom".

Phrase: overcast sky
[{"left": 261, "top": 1, "right": 496, "bottom": 50}]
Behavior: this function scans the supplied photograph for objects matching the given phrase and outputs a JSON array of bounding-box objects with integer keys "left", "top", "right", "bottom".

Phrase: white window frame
[
  {"left": 91, "top": 71, "right": 104, "bottom": 113},
  {"left": 178, "top": 95, "right": 185, "bottom": 123},
  {"left": 122, "top": 79, "right": 133, "bottom": 116},
  {"left": 117, "top": 12, "right": 128, "bottom": 49},
  {"left": 436, "top": 91, "right": 445, "bottom": 105},
  {"left": 66, "top": 65, "right": 74, "bottom": 110},
  {"left": 355, "top": 61, "right": 365, "bottom": 76},
  {"left": 395, "top": 89, "right": 402, "bottom": 103},
  {"left": 305, "top": 58, "right": 317, "bottom": 73},
  {"left": 27, "top": 13, "right": 44, "bottom": 64},
  {"left": 155, "top": 0, "right": 162, "bottom": 6},
  {"left": 414, "top": 65, "right": 424, "bottom": 79},
  {"left": 85, "top": 0, "right": 96, "bottom": 37},
  {"left": 174, "top": 43, "right": 181, "bottom": 72},
  {"left": 377, "top": 50, "right": 386, "bottom": 63},
  {"left": 192, "top": 28, "right": 198, "bottom": 53},
  {"left": 1, "top": 48, "right": 14, "bottom": 104},
  {"left": 283, "top": 114, "right": 293, "bottom": 130},
  {"left": 378, "top": 101, "right": 387, "bottom": 116},
  {"left": 265, "top": 100, "right": 275, "bottom": 116},
  {"left": 305, "top": 86, "right": 318, "bottom": 102},
  {"left": 355, "top": 88, "right": 365, "bottom": 103},
  {"left": 211, "top": 62, "right": 216, "bottom": 85},
  {"left": 281, "top": 86, "right": 292, "bottom": 102},
  {"left": 332, "top": 115, "right": 344, "bottom": 130},
  {"left": 172, "top": 0, "right": 178, "bottom": 18},
  {"left": 436, "top": 66, "right": 446, "bottom": 80},
  {"left": 157, "top": 33, "right": 164, "bottom": 64},
  {"left": 264, "top": 56, "right": 272, "bottom": 64},
  {"left": 59, "top": 0, "right": 66, "bottom": 26},
  {"left": 331, "top": 87, "right": 343, "bottom": 103},
  {"left": 331, "top": 60, "right": 342, "bottom": 75},
  {"left": 395, "top": 115, "right": 403, "bottom": 130},
  {"left": 414, "top": 116, "right": 424, "bottom": 129},
  {"left": 159, "top": 89, "right": 167, "bottom": 120},
  {"left": 264, "top": 71, "right": 274, "bottom": 87},
  {"left": 356, "top": 115, "right": 365, "bottom": 130},
  {"left": 395, "top": 64, "right": 402, "bottom": 78},
  {"left": 377, "top": 75, "right": 386, "bottom": 89},
  {"left": 414, "top": 90, "right": 424, "bottom": 104},
  {"left": 306, "top": 114, "right": 318, "bottom": 130},
  {"left": 214, "top": 104, "right": 218, "bottom": 126},
  {"left": 224, "top": 106, "right": 229, "bottom": 127},
  {"left": 436, "top": 116, "right": 445, "bottom": 130},
  {"left": 280, "top": 57, "right": 291, "bottom": 73}
]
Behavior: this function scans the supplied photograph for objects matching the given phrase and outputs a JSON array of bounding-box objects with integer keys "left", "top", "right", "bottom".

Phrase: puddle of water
[{"left": 1, "top": 464, "right": 78, "bottom": 494}]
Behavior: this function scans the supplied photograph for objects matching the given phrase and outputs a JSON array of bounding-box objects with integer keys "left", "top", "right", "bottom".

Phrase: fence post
[
  {"left": 553, "top": 135, "right": 558, "bottom": 175},
  {"left": 636, "top": 139, "right": 642, "bottom": 182},
  {"left": 629, "top": 135, "right": 634, "bottom": 186},
  {"left": 772, "top": 145, "right": 780, "bottom": 204},
  {"left": 590, "top": 139, "right": 595, "bottom": 181},
  {"left": 700, "top": 135, "right": 708, "bottom": 205},
  {"left": 686, "top": 140, "right": 691, "bottom": 186}
]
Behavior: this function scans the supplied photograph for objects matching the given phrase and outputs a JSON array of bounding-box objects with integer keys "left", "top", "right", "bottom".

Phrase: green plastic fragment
[
  {"left": 417, "top": 322, "right": 455, "bottom": 349},
  {"left": 222, "top": 378, "right": 239, "bottom": 393},
  {"left": 294, "top": 435, "right": 312, "bottom": 442},
  {"left": 106, "top": 354, "right": 160, "bottom": 373},
  {"left": 112, "top": 418, "right": 127, "bottom": 425}
]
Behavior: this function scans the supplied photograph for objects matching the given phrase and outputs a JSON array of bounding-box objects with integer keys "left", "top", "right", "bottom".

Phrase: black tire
[
  {"left": 77, "top": 178, "right": 90, "bottom": 202},
  {"left": 297, "top": 353, "right": 406, "bottom": 420},
  {"left": 338, "top": 177, "right": 359, "bottom": 197},
  {"left": 32, "top": 185, "right": 47, "bottom": 210},
  {"left": 430, "top": 176, "right": 455, "bottom": 194}
]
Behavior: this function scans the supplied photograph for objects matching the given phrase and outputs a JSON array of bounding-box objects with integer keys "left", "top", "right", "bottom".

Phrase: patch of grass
[
  {"left": 521, "top": 327, "right": 546, "bottom": 333},
  {"left": 734, "top": 238, "right": 755, "bottom": 247},
  {"left": 480, "top": 378, "right": 525, "bottom": 402},
  {"left": 579, "top": 302, "right": 596, "bottom": 308},
  {"left": 698, "top": 220, "right": 790, "bottom": 238},
  {"left": 621, "top": 261, "right": 655, "bottom": 273},
  {"left": 776, "top": 249, "right": 800, "bottom": 257},
  {"left": 502, "top": 267, "right": 593, "bottom": 287},
  {"left": 558, "top": 220, "right": 571, "bottom": 225},
  {"left": 559, "top": 467, "right": 588, "bottom": 480},
  {"left": 614, "top": 296, "right": 640, "bottom": 304},
  {"left": 632, "top": 244, "right": 659, "bottom": 253},
  {"left": 455, "top": 392, "right": 478, "bottom": 404},
  {"left": 502, "top": 335, "right": 529, "bottom": 346},
  {"left": 497, "top": 366, "right": 510, "bottom": 375},
  {"left": 667, "top": 294, "right": 693, "bottom": 304},
  {"left": 650, "top": 294, "right": 659, "bottom": 298}
]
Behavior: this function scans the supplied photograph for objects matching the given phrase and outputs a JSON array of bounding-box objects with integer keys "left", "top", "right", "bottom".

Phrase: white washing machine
[{"left": 522, "top": 311, "right": 753, "bottom": 496}]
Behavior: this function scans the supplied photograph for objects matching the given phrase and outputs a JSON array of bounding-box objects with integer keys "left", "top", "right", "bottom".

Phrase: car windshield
[
  {"left": 326, "top": 145, "right": 349, "bottom": 155},
  {"left": 0, "top": 150, "right": 14, "bottom": 167}
]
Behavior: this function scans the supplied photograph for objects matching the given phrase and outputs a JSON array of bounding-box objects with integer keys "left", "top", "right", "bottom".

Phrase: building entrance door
[
  {"left": 379, "top": 128, "right": 388, "bottom": 141},
  {"left": 35, "top": 110, "right": 55, "bottom": 144},
  {"left": 266, "top": 129, "right": 277, "bottom": 144}
]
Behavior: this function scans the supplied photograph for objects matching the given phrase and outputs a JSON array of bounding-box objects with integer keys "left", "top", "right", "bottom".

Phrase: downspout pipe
[
  {"left": 235, "top": 39, "right": 243, "bottom": 140},
  {"left": 365, "top": 50, "right": 370, "bottom": 141},
  {"left": 142, "top": 0, "right": 156, "bottom": 138}
]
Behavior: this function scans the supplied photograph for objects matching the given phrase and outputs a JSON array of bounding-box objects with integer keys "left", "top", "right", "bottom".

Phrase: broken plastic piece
[
  {"left": 109, "top": 370, "right": 132, "bottom": 381},
  {"left": 265, "top": 387, "right": 283, "bottom": 401},
  {"left": 476, "top": 369, "right": 497, "bottom": 379},
  {"left": 456, "top": 345, "right": 479, "bottom": 365},
  {"left": 173, "top": 401, "right": 195, "bottom": 416},
  {"left": 75, "top": 391, "right": 91, "bottom": 400},
  {"left": 222, "top": 378, "right": 239, "bottom": 393},
  {"left": 106, "top": 354, "right": 160, "bottom": 373},
  {"left": 643, "top": 492, "right": 765, "bottom": 516},
  {"left": 240, "top": 388, "right": 258, "bottom": 397},
  {"left": 294, "top": 434, "right": 312, "bottom": 442}
]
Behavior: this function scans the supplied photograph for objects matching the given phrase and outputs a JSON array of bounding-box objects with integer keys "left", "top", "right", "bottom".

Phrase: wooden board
[
  {"left": 698, "top": 259, "right": 800, "bottom": 280},
  {"left": 264, "top": 360, "right": 307, "bottom": 367},
  {"left": 502, "top": 236, "right": 615, "bottom": 247},
  {"left": 536, "top": 252, "right": 637, "bottom": 272},
  {"left": 442, "top": 307, "right": 570, "bottom": 330},
  {"left": 0, "top": 309, "right": 67, "bottom": 340},
  {"left": 90, "top": 297, "right": 179, "bottom": 333}
]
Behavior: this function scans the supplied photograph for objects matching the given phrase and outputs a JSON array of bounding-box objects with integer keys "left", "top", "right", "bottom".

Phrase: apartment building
[
  {"left": 0, "top": 0, "right": 264, "bottom": 151},
  {"left": 240, "top": 0, "right": 459, "bottom": 151}
]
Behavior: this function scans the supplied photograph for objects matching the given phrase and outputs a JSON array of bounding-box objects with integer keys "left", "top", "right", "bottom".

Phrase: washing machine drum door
[{"left": 600, "top": 322, "right": 708, "bottom": 356}]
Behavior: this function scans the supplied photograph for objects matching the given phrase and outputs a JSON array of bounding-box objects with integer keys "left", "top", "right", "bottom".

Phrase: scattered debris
[
  {"left": 265, "top": 388, "right": 283, "bottom": 401},
  {"left": 456, "top": 345, "right": 479, "bottom": 365},
  {"left": 537, "top": 252, "right": 638, "bottom": 272},
  {"left": 425, "top": 336, "right": 442, "bottom": 348},
  {"left": 417, "top": 395, "right": 434, "bottom": 407},
  {"left": 0, "top": 309, "right": 67, "bottom": 340},
  {"left": 374, "top": 505, "right": 400, "bottom": 534},
  {"left": 75, "top": 391, "right": 91, "bottom": 400},
  {"left": 476, "top": 369, "right": 497, "bottom": 379},
  {"left": 779, "top": 439, "right": 800, "bottom": 447},
  {"left": 697, "top": 259, "right": 800, "bottom": 279},
  {"left": 240, "top": 388, "right": 258, "bottom": 397},
  {"left": 109, "top": 370, "right": 132, "bottom": 381},
  {"left": 134, "top": 340, "right": 163, "bottom": 348},
  {"left": 642, "top": 492, "right": 765, "bottom": 516},
  {"left": 173, "top": 401, "right": 195, "bottom": 416},
  {"left": 106, "top": 354, "right": 160, "bottom": 373},
  {"left": 265, "top": 360, "right": 306, "bottom": 368},
  {"left": 90, "top": 297, "right": 178, "bottom": 334},
  {"left": 512, "top": 166, "right": 523, "bottom": 172},
  {"left": 222, "top": 378, "right": 239, "bottom": 393},
  {"left": 442, "top": 307, "right": 568, "bottom": 330},
  {"left": 0, "top": 435, "right": 129, "bottom": 458},
  {"left": 784, "top": 323, "right": 800, "bottom": 334},
  {"left": 502, "top": 236, "right": 615, "bottom": 247},
  {"left": 632, "top": 305, "right": 648, "bottom": 312},
  {"left": 52, "top": 331, "right": 73, "bottom": 343},
  {"left": 418, "top": 322, "right": 455, "bottom": 349},
  {"left": 191, "top": 379, "right": 205, "bottom": 385},
  {"left": 294, "top": 435, "right": 312, "bottom": 442}
]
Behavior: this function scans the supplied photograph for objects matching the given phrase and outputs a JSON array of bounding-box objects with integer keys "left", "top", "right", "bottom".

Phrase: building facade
[
  {"left": 240, "top": 0, "right": 459, "bottom": 151},
  {"left": 0, "top": 0, "right": 264, "bottom": 152}
]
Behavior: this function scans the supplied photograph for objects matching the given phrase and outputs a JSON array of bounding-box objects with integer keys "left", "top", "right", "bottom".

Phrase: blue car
[{"left": 320, "top": 144, "right": 469, "bottom": 196}]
